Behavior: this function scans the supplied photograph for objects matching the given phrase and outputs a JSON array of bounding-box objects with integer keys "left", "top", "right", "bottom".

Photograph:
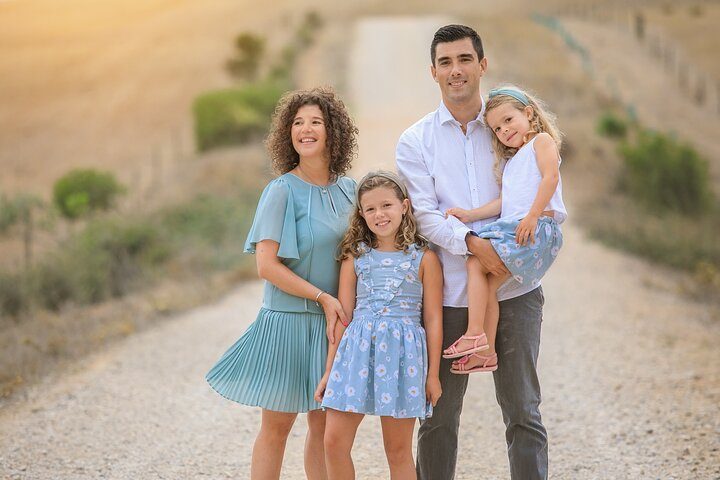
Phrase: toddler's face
[
  {"left": 486, "top": 103, "right": 533, "bottom": 149},
  {"left": 359, "top": 187, "right": 409, "bottom": 242}
]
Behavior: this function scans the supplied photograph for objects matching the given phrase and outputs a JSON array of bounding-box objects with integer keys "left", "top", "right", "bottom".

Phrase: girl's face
[
  {"left": 485, "top": 102, "right": 534, "bottom": 149},
  {"left": 359, "top": 186, "right": 409, "bottom": 244},
  {"left": 291, "top": 104, "right": 328, "bottom": 160}
]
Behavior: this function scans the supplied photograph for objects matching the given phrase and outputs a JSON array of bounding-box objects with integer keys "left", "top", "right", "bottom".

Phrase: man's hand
[{"left": 466, "top": 234, "right": 509, "bottom": 277}]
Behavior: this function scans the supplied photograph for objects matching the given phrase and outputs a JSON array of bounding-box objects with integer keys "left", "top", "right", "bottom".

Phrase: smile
[
  {"left": 299, "top": 138, "right": 316, "bottom": 143},
  {"left": 449, "top": 80, "right": 466, "bottom": 87}
]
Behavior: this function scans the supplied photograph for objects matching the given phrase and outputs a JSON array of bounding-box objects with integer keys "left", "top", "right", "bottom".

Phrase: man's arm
[{"left": 396, "top": 131, "right": 471, "bottom": 256}]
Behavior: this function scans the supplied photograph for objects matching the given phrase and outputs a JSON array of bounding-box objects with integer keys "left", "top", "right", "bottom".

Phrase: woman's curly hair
[
  {"left": 265, "top": 86, "right": 358, "bottom": 178},
  {"left": 484, "top": 84, "right": 562, "bottom": 183},
  {"left": 338, "top": 171, "right": 428, "bottom": 260}
]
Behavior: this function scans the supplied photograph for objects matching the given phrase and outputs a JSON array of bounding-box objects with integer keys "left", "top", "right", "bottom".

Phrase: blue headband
[{"left": 488, "top": 88, "right": 530, "bottom": 106}]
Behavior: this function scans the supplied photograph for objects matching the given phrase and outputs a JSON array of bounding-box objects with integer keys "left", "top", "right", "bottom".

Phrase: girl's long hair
[
  {"left": 484, "top": 85, "right": 562, "bottom": 182},
  {"left": 338, "top": 171, "right": 428, "bottom": 260}
]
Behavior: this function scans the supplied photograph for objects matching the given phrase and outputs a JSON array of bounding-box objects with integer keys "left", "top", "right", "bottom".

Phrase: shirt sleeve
[
  {"left": 396, "top": 130, "right": 471, "bottom": 256},
  {"left": 243, "top": 178, "right": 300, "bottom": 259}
]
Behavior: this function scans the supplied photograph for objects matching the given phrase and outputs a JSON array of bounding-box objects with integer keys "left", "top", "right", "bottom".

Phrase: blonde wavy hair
[
  {"left": 338, "top": 171, "right": 428, "bottom": 260},
  {"left": 484, "top": 85, "right": 562, "bottom": 182}
]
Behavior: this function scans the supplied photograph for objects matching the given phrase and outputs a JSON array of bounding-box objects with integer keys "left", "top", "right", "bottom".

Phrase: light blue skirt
[
  {"left": 206, "top": 308, "right": 327, "bottom": 413},
  {"left": 321, "top": 315, "right": 432, "bottom": 419},
  {"left": 476, "top": 216, "right": 563, "bottom": 289}
]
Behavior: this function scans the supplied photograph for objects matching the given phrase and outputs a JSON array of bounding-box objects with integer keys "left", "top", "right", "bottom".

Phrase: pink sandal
[
  {"left": 442, "top": 333, "right": 489, "bottom": 359},
  {"left": 450, "top": 352, "right": 498, "bottom": 374}
]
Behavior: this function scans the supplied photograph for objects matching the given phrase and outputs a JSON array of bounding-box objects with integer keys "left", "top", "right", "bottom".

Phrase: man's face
[{"left": 431, "top": 38, "right": 487, "bottom": 105}]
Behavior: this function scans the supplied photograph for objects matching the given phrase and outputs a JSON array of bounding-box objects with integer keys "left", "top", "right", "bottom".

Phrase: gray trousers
[{"left": 416, "top": 287, "right": 548, "bottom": 480}]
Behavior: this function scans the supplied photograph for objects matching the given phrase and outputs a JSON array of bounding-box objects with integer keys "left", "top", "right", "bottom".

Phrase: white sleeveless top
[{"left": 500, "top": 136, "right": 567, "bottom": 224}]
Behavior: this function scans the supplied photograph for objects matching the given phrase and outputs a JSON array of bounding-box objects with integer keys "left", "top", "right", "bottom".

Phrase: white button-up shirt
[{"left": 396, "top": 100, "right": 535, "bottom": 306}]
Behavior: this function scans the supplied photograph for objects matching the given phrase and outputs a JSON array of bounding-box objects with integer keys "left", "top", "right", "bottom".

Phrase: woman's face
[{"left": 291, "top": 104, "right": 328, "bottom": 161}]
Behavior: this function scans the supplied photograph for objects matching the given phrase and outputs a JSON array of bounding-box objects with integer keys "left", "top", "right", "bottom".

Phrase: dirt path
[{"left": 2, "top": 15, "right": 719, "bottom": 480}]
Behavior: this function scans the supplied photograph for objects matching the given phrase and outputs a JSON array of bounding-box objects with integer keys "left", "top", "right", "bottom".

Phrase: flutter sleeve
[{"left": 243, "top": 178, "right": 300, "bottom": 260}]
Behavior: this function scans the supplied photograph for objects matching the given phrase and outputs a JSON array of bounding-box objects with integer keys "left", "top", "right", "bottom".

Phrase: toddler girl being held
[{"left": 444, "top": 86, "right": 567, "bottom": 374}]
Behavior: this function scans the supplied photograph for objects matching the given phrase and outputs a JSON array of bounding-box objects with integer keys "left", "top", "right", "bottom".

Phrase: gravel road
[
  {"left": 2, "top": 14, "right": 719, "bottom": 480},
  {"left": 1, "top": 223, "right": 718, "bottom": 479}
]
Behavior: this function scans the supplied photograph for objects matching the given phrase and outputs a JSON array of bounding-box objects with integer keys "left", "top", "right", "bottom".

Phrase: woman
[{"left": 206, "top": 87, "right": 358, "bottom": 479}]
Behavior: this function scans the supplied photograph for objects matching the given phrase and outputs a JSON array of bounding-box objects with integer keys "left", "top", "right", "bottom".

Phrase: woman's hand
[
  {"left": 319, "top": 293, "right": 348, "bottom": 344},
  {"left": 515, "top": 214, "right": 539, "bottom": 246},
  {"left": 445, "top": 207, "right": 473, "bottom": 224},
  {"left": 426, "top": 376, "right": 442, "bottom": 407},
  {"left": 314, "top": 372, "right": 329, "bottom": 402}
]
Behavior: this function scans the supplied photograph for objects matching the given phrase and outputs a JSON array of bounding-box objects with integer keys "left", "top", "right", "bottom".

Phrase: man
[{"left": 396, "top": 24, "right": 548, "bottom": 480}]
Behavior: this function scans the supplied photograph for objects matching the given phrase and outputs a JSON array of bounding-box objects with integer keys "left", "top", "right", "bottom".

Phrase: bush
[
  {"left": 70, "top": 219, "right": 168, "bottom": 301},
  {"left": 0, "top": 193, "right": 19, "bottom": 233},
  {"left": 619, "top": 131, "right": 714, "bottom": 215},
  {"left": 31, "top": 258, "right": 75, "bottom": 311},
  {"left": 53, "top": 169, "right": 126, "bottom": 220},
  {"left": 597, "top": 112, "right": 628, "bottom": 138},
  {"left": 193, "top": 82, "right": 286, "bottom": 152},
  {"left": 26, "top": 217, "right": 169, "bottom": 310},
  {"left": 159, "top": 193, "right": 257, "bottom": 270},
  {"left": 0, "top": 272, "right": 25, "bottom": 318}
]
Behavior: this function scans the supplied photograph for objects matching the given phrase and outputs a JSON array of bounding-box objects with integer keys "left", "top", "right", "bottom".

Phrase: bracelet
[{"left": 314, "top": 290, "right": 325, "bottom": 306}]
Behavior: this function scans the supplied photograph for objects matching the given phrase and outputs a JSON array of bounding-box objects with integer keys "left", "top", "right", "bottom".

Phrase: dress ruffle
[{"left": 206, "top": 308, "right": 327, "bottom": 413}]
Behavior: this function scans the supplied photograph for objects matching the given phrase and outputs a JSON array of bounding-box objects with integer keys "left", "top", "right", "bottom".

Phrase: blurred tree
[
  {"left": 0, "top": 192, "right": 45, "bottom": 271},
  {"left": 53, "top": 169, "right": 126, "bottom": 220},
  {"left": 226, "top": 33, "right": 266, "bottom": 82}
]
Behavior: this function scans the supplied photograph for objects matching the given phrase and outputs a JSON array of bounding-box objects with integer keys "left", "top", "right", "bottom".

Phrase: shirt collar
[{"left": 438, "top": 96, "right": 486, "bottom": 126}]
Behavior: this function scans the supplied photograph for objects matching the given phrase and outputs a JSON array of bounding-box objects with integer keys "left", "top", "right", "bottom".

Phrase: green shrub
[
  {"left": 31, "top": 258, "right": 75, "bottom": 311},
  {"left": 619, "top": 131, "right": 713, "bottom": 215},
  {"left": 193, "top": 82, "right": 286, "bottom": 152},
  {"left": 0, "top": 272, "right": 25, "bottom": 318},
  {"left": 70, "top": 219, "right": 168, "bottom": 300},
  {"left": 159, "top": 193, "right": 257, "bottom": 270},
  {"left": 0, "top": 193, "right": 19, "bottom": 233},
  {"left": 597, "top": 112, "right": 628, "bottom": 138},
  {"left": 53, "top": 169, "right": 126, "bottom": 220}
]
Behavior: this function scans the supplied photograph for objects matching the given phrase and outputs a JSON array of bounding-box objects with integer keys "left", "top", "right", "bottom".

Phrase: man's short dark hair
[{"left": 431, "top": 24, "right": 484, "bottom": 65}]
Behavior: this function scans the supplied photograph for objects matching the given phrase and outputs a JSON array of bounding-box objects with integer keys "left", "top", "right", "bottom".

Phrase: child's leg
[
  {"left": 483, "top": 272, "right": 510, "bottom": 356},
  {"left": 452, "top": 272, "right": 510, "bottom": 371},
  {"left": 465, "top": 255, "right": 489, "bottom": 337},
  {"left": 305, "top": 409, "right": 327, "bottom": 480},
  {"left": 324, "top": 409, "right": 364, "bottom": 480},
  {"left": 380, "top": 417, "right": 417, "bottom": 480},
  {"left": 443, "top": 254, "right": 491, "bottom": 357},
  {"left": 251, "top": 409, "right": 297, "bottom": 479}
]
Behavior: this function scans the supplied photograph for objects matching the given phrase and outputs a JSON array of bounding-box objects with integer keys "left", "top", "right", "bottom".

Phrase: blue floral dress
[{"left": 321, "top": 244, "right": 432, "bottom": 419}]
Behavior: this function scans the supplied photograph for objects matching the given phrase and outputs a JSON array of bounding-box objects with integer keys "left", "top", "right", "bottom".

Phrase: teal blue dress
[{"left": 206, "top": 173, "right": 356, "bottom": 413}]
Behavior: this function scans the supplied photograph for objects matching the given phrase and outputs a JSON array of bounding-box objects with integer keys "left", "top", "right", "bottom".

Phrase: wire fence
[{"left": 545, "top": 0, "right": 720, "bottom": 116}]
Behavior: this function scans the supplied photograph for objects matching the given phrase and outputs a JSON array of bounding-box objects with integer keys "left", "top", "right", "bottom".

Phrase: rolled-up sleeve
[{"left": 396, "top": 131, "right": 470, "bottom": 256}]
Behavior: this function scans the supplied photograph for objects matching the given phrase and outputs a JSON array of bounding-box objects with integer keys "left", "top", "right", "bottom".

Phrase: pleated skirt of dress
[{"left": 206, "top": 308, "right": 327, "bottom": 413}]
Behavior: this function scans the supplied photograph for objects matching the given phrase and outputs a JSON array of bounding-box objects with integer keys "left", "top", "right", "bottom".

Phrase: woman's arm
[
  {"left": 256, "top": 239, "right": 348, "bottom": 342},
  {"left": 446, "top": 197, "right": 502, "bottom": 224},
  {"left": 420, "top": 250, "right": 443, "bottom": 406},
  {"left": 515, "top": 133, "right": 560, "bottom": 246},
  {"left": 314, "top": 257, "right": 356, "bottom": 402}
]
